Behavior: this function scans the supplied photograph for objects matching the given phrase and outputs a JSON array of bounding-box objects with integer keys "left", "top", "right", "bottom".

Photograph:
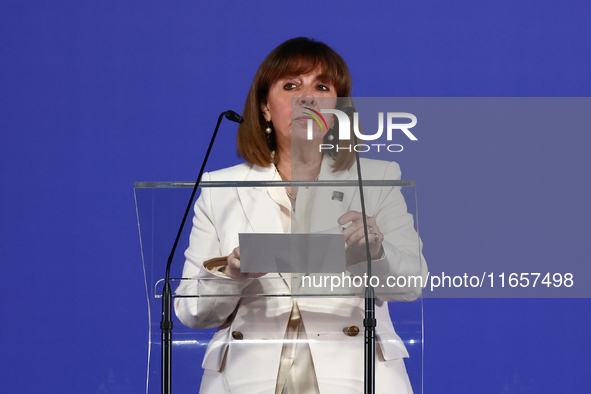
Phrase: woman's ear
[{"left": 260, "top": 102, "right": 271, "bottom": 122}]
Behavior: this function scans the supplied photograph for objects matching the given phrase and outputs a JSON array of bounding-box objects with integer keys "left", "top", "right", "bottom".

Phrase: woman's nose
[{"left": 299, "top": 96, "right": 316, "bottom": 106}]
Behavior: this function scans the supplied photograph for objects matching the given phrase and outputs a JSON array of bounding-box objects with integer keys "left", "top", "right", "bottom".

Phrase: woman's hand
[
  {"left": 338, "top": 211, "right": 384, "bottom": 264},
  {"left": 224, "top": 247, "right": 266, "bottom": 280}
]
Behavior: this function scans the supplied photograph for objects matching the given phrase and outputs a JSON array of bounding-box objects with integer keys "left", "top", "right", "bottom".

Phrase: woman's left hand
[{"left": 338, "top": 211, "right": 384, "bottom": 263}]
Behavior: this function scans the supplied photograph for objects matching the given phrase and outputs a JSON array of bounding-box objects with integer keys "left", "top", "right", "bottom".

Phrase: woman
[{"left": 175, "top": 37, "right": 427, "bottom": 394}]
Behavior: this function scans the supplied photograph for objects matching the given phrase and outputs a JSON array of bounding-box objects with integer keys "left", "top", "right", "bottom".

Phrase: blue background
[{"left": 1, "top": 0, "right": 590, "bottom": 392}]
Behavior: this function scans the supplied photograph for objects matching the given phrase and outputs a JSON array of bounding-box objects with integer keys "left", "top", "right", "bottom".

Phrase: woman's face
[{"left": 261, "top": 66, "right": 338, "bottom": 152}]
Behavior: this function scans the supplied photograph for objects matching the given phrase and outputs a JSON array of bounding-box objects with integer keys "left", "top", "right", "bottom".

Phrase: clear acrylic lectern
[{"left": 135, "top": 177, "right": 424, "bottom": 394}]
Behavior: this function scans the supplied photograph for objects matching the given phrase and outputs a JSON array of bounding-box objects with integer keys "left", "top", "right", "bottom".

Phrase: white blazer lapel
[
  {"left": 235, "top": 164, "right": 291, "bottom": 289},
  {"left": 236, "top": 164, "right": 285, "bottom": 234}
]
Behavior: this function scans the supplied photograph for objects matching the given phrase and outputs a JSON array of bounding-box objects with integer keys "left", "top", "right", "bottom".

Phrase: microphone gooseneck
[{"left": 161, "top": 110, "right": 243, "bottom": 394}]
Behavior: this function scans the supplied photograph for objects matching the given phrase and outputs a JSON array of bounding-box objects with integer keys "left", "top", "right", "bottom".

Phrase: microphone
[
  {"left": 342, "top": 106, "right": 355, "bottom": 117},
  {"left": 224, "top": 110, "right": 244, "bottom": 124},
  {"left": 161, "top": 109, "right": 243, "bottom": 394}
]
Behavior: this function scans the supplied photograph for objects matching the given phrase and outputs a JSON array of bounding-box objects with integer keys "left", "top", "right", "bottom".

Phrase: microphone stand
[
  {"left": 344, "top": 108, "right": 376, "bottom": 394},
  {"left": 354, "top": 139, "right": 376, "bottom": 394},
  {"left": 160, "top": 111, "right": 243, "bottom": 394}
]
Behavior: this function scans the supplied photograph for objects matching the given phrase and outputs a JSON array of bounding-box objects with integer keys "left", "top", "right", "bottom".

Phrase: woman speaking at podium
[{"left": 174, "top": 37, "right": 427, "bottom": 394}]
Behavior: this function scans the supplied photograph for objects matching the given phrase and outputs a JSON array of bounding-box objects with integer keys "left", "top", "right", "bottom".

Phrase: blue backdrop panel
[{"left": 1, "top": 0, "right": 589, "bottom": 392}]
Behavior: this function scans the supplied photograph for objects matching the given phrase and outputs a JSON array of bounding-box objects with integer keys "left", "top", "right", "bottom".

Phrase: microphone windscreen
[
  {"left": 342, "top": 107, "right": 356, "bottom": 117},
  {"left": 224, "top": 110, "right": 244, "bottom": 124}
]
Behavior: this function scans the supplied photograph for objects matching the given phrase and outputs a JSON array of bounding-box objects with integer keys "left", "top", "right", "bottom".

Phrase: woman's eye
[
  {"left": 283, "top": 83, "right": 296, "bottom": 90},
  {"left": 317, "top": 84, "right": 330, "bottom": 92}
]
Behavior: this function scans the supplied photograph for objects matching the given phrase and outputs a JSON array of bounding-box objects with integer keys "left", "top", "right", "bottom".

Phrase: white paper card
[{"left": 239, "top": 231, "right": 346, "bottom": 273}]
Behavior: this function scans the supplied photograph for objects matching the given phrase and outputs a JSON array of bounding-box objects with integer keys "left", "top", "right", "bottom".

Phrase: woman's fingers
[
  {"left": 225, "top": 246, "right": 266, "bottom": 279},
  {"left": 227, "top": 248, "right": 240, "bottom": 268},
  {"left": 226, "top": 247, "right": 245, "bottom": 279},
  {"left": 339, "top": 211, "right": 379, "bottom": 245},
  {"left": 338, "top": 210, "right": 363, "bottom": 225},
  {"left": 338, "top": 211, "right": 384, "bottom": 260},
  {"left": 350, "top": 225, "right": 382, "bottom": 245}
]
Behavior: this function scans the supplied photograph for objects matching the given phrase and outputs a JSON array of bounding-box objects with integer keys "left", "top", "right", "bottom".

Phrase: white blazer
[{"left": 175, "top": 156, "right": 427, "bottom": 394}]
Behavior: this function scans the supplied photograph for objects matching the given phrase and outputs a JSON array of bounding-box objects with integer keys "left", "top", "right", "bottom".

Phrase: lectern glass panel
[{"left": 135, "top": 178, "right": 424, "bottom": 394}]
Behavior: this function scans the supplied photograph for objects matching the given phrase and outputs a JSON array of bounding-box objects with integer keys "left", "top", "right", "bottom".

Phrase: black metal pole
[
  {"left": 161, "top": 282, "right": 173, "bottom": 394},
  {"left": 348, "top": 114, "right": 377, "bottom": 394},
  {"left": 355, "top": 149, "right": 376, "bottom": 394}
]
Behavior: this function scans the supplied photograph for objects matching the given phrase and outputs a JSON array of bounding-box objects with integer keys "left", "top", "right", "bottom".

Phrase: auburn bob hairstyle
[{"left": 236, "top": 37, "right": 356, "bottom": 172}]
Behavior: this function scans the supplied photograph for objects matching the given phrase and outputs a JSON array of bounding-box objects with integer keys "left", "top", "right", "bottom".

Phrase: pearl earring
[{"left": 327, "top": 133, "right": 334, "bottom": 141}]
